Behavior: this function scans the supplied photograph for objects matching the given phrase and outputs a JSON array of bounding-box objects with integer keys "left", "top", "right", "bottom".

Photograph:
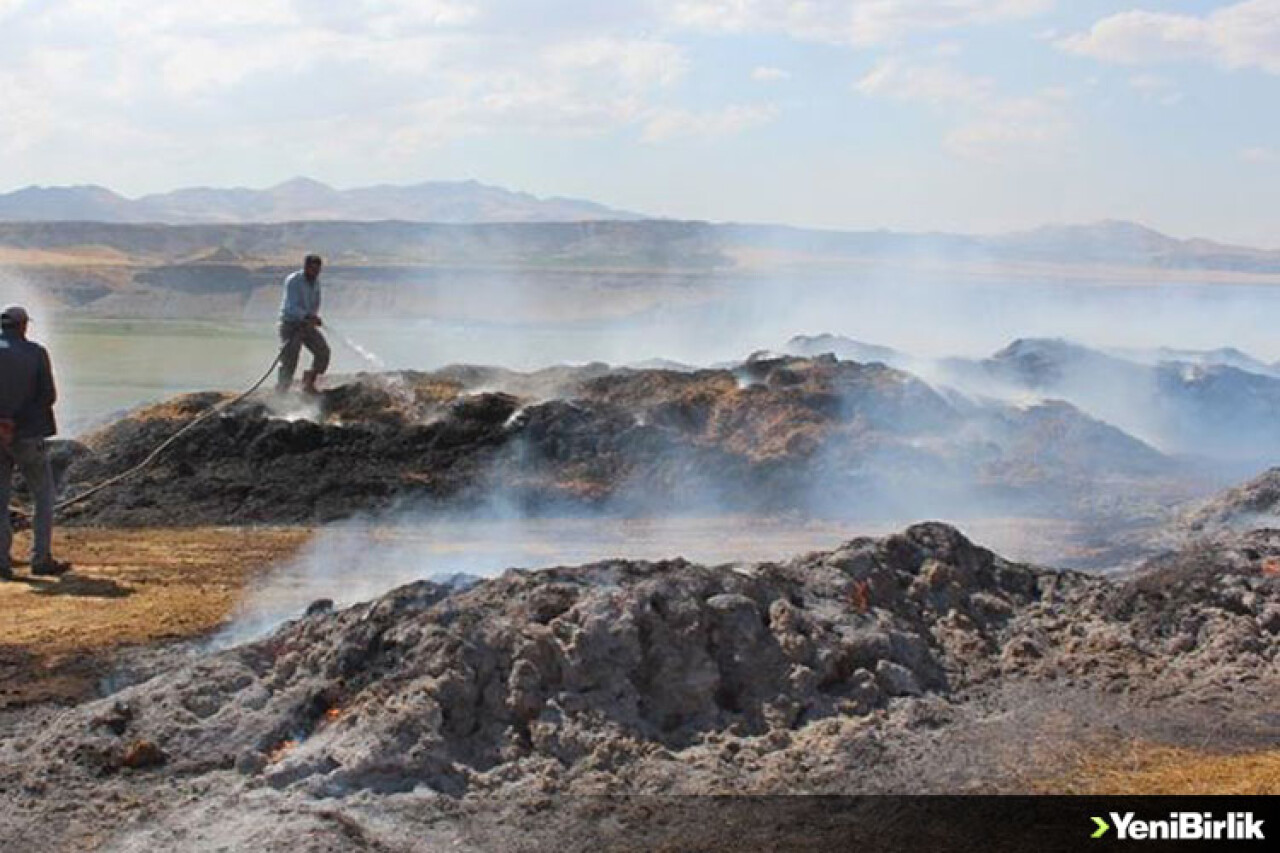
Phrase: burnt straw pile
[
  {"left": 1, "top": 524, "right": 1276, "bottom": 850},
  {"left": 55, "top": 355, "right": 1192, "bottom": 527},
  {"left": 1180, "top": 467, "right": 1280, "bottom": 536}
]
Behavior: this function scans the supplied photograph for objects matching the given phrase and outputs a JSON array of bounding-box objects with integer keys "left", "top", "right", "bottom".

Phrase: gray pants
[
  {"left": 1, "top": 438, "right": 53, "bottom": 570},
  {"left": 276, "top": 321, "right": 331, "bottom": 391}
]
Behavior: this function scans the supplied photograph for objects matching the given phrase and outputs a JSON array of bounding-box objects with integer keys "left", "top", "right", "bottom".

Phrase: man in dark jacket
[{"left": 0, "top": 306, "right": 70, "bottom": 579}]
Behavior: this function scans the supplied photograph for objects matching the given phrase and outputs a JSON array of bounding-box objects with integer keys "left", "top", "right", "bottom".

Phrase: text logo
[{"left": 1093, "top": 812, "right": 1265, "bottom": 842}]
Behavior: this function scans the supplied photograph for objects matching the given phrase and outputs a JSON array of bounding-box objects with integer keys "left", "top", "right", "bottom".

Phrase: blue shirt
[{"left": 279, "top": 270, "right": 321, "bottom": 323}]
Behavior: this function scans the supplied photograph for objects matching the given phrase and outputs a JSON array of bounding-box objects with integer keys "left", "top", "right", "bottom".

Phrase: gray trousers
[
  {"left": 1, "top": 438, "right": 53, "bottom": 569},
  {"left": 276, "top": 321, "right": 331, "bottom": 390}
]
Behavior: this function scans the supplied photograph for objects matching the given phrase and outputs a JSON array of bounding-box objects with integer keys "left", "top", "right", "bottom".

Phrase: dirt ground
[
  {"left": 1047, "top": 741, "right": 1280, "bottom": 795},
  {"left": 0, "top": 526, "right": 310, "bottom": 706}
]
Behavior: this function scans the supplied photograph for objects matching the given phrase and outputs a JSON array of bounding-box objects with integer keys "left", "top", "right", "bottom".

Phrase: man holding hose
[
  {"left": 0, "top": 306, "right": 70, "bottom": 580},
  {"left": 276, "top": 253, "right": 330, "bottom": 395}
]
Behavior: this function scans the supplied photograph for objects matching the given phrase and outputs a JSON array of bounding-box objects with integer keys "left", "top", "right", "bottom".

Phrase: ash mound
[
  {"left": 1182, "top": 467, "right": 1280, "bottom": 535},
  {"left": 1136, "top": 527, "right": 1280, "bottom": 586},
  {"left": 5, "top": 524, "right": 1276, "bottom": 813},
  {"left": 784, "top": 334, "right": 910, "bottom": 369},
  {"left": 937, "top": 337, "right": 1280, "bottom": 462},
  {"left": 59, "top": 354, "right": 1186, "bottom": 527}
]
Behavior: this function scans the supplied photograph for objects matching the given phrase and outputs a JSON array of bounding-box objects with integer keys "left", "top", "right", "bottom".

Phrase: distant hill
[
  {"left": 0, "top": 219, "right": 724, "bottom": 267},
  {"left": 989, "top": 220, "right": 1280, "bottom": 272},
  {"left": 719, "top": 220, "right": 1280, "bottom": 275},
  {"left": 2, "top": 180, "right": 1279, "bottom": 275},
  {"left": 3, "top": 217, "right": 1280, "bottom": 276},
  {"left": 0, "top": 185, "right": 139, "bottom": 221},
  {"left": 0, "top": 178, "right": 644, "bottom": 224}
]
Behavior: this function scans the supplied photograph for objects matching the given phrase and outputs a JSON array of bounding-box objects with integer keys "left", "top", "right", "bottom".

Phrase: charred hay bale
[
  {"left": 447, "top": 392, "right": 520, "bottom": 426},
  {"left": 319, "top": 383, "right": 403, "bottom": 424},
  {"left": 515, "top": 400, "right": 640, "bottom": 461},
  {"left": 647, "top": 395, "right": 717, "bottom": 434},
  {"left": 45, "top": 439, "right": 91, "bottom": 486},
  {"left": 1182, "top": 467, "right": 1280, "bottom": 534},
  {"left": 247, "top": 419, "right": 328, "bottom": 458}
]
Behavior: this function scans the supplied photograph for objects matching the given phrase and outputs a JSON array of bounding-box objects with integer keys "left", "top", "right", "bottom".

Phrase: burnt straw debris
[
  {"left": 1181, "top": 467, "right": 1280, "bottom": 536},
  {"left": 55, "top": 357, "right": 1192, "bottom": 527},
  {"left": 3, "top": 523, "right": 1275, "bottom": 807}
]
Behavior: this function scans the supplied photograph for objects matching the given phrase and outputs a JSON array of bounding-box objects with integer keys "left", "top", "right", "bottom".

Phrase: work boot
[
  {"left": 31, "top": 558, "right": 72, "bottom": 577},
  {"left": 301, "top": 370, "right": 320, "bottom": 396}
]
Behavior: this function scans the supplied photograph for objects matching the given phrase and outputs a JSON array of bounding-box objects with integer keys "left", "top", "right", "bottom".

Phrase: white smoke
[{"left": 209, "top": 510, "right": 872, "bottom": 647}]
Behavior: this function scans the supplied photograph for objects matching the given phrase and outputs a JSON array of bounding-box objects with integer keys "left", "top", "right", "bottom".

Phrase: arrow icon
[{"left": 1091, "top": 816, "right": 1110, "bottom": 839}]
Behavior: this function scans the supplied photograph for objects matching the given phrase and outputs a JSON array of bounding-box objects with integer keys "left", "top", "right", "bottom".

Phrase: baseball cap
[{"left": 0, "top": 306, "right": 30, "bottom": 326}]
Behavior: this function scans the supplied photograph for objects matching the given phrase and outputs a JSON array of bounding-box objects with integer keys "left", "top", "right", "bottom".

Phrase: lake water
[
  {"left": 45, "top": 317, "right": 561, "bottom": 433},
  {"left": 40, "top": 276, "right": 1280, "bottom": 434},
  {"left": 45, "top": 315, "right": 740, "bottom": 432}
]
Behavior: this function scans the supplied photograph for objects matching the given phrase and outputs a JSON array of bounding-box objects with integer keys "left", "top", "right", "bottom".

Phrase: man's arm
[
  {"left": 281, "top": 273, "right": 307, "bottom": 322},
  {"left": 305, "top": 278, "right": 322, "bottom": 326},
  {"left": 36, "top": 346, "right": 56, "bottom": 408}
]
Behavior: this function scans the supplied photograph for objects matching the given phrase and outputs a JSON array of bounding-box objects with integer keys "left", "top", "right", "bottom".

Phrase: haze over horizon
[
  {"left": 5, "top": 175, "right": 1278, "bottom": 249},
  {"left": 2, "top": 1, "right": 1279, "bottom": 245}
]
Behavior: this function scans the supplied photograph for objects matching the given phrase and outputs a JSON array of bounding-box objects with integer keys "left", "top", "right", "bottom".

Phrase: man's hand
[{"left": 307, "top": 315, "right": 323, "bottom": 328}]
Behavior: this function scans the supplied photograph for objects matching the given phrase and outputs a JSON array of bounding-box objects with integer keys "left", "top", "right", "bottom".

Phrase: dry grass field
[{"left": 0, "top": 526, "right": 309, "bottom": 705}]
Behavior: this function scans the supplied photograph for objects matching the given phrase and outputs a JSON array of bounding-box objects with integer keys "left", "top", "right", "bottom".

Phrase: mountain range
[
  {"left": 0, "top": 178, "right": 643, "bottom": 225},
  {"left": 2, "top": 179, "right": 1279, "bottom": 273}
]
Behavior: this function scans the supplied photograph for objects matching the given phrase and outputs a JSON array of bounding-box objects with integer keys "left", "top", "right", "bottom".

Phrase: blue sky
[{"left": 1, "top": 0, "right": 1278, "bottom": 244}]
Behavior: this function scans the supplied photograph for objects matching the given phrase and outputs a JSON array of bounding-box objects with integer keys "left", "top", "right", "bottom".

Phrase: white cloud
[
  {"left": 1060, "top": 0, "right": 1280, "bottom": 75},
  {"left": 0, "top": 0, "right": 1058, "bottom": 190},
  {"left": 1241, "top": 146, "right": 1278, "bottom": 163},
  {"left": 669, "top": 0, "right": 1054, "bottom": 46},
  {"left": 0, "top": 0, "right": 1060, "bottom": 171},
  {"left": 546, "top": 37, "right": 689, "bottom": 89},
  {"left": 944, "top": 94, "right": 1069, "bottom": 160},
  {"left": 1127, "top": 73, "right": 1183, "bottom": 106},
  {"left": 0, "top": 0, "right": 729, "bottom": 170},
  {"left": 366, "top": 0, "right": 480, "bottom": 30},
  {"left": 751, "top": 66, "right": 790, "bottom": 82},
  {"left": 857, "top": 59, "right": 1071, "bottom": 160},
  {"left": 38, "top": 0, "right": 301, "bottom": 39},
  {"left": 642, "top": 104, "right": 779, "bottom": 142},
  {"left": 155, "top": 33, "right": 327, "bottom": 96},
  {"left": 0, "top": 71, "right": 53, "bottom": 155},
  {"left": 856, "top": 59, "right": 992, "bottom": 103}
]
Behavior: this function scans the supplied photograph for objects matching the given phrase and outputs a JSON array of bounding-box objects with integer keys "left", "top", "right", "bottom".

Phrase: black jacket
[{"left": 0, "top": 329, "right": 57, "bottom": 439}]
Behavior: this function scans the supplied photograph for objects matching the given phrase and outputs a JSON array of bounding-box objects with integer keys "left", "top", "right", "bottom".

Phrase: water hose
[{"left": 8, "top": 331, "right": 300, "bottom": 523}]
